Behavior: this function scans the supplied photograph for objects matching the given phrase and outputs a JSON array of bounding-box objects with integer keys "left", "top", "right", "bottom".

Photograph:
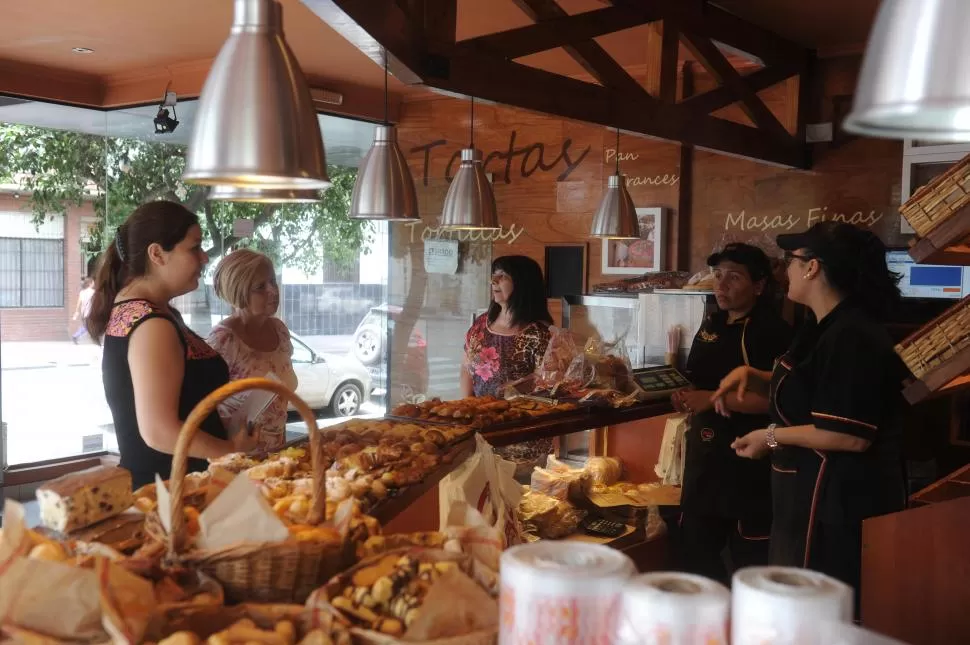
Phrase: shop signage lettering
[
  {"left": 604, "top": 148, "right": 680, "bottom": 187},
  {"left": 404, "top": 221, "right": 525, "bottom": 245},
  {"left": 410, "top": 131, "right": 591, "bottom": 186},
  {"left": 724, "top": 207, "right": 885, "bottom": 232}
]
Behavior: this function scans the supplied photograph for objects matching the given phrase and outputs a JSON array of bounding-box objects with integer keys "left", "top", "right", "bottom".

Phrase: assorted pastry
[
  {"left": 391, "top": 395, "right": 578, "bottom": 428},
  {"left": 320, "top": 552, "right": 469, "bottom": 637}
]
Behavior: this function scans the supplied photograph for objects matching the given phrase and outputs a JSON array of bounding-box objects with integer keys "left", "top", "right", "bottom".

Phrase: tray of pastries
[
  {"left": 389, "top": 395, "right": 582, "bottom": 431},
  {"left": 207, "top": 418, "right": 476, "bottom": 526}
]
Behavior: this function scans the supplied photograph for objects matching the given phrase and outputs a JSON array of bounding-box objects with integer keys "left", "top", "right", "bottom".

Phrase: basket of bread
[{"left": 160, "top": 377, "right": 356, "bottom": 604}]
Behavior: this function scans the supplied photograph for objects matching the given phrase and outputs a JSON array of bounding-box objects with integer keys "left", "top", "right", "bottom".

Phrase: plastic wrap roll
[
  {"left": 500, "top": 542, "right": 635, "bottom": 645},
  {"left": 732, "top": 567, "right": 853, "bottom": 645},
  {"left": 585, "top": 456, "right": 622, "bottom": 485},
  {"left": 614, "top": 572, "right": 729, "bottom": 645}
]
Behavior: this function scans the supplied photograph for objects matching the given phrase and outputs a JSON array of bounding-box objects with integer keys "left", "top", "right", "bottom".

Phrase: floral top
[
  {"left": 464, "top": 315, "right": 553, "bottom": 474},
  {"left": 207, "top": 318, "right": 298, "bottom": 451},
  {"left": 464, "top": 315, "right": 551, "bottom": 396}
]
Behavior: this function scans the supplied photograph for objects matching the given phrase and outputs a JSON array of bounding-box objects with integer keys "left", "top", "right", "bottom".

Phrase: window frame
[{"left": 0, "top": 237, "right": 65, "bottom": 308}]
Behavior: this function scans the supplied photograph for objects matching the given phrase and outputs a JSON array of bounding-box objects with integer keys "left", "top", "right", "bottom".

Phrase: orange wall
[{"left": 395, "top": 56, "right": 906, "bottom": 286}]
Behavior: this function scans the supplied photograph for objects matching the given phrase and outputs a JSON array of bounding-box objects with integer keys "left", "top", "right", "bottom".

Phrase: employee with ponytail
[
  {"left": 713, "top": 222, "right": 908, "bottom": 604},
  {"left": 88, "top": 201, "right": 255, "bottom": 487}
]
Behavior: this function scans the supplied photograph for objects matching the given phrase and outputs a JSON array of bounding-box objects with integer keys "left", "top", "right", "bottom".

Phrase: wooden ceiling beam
[
  {"left": 659, "top": 20, "right": 680, "bottom": 104},
  {"left": 510, "top": 0, "right": 652, "bottom": 99},
  {"left": 456, "top": 5, "right": 663, "bottom": 61},
  {"left": 680, "top": 61, "right": 803, "bottom": 115},
  {"left": 434, "top": 53, "right": 805, "bottom": 167},
  {"left": 681, "top": 32, "right": 793, "bottom": 142},
  {"left": 406, "top": 0, "right": 457, "bottom": 48},
  {"left": 301, "top": 0, "right": 425, "bottom": 84},
  {"left": 306, "top": 0, "right": 812, "bottom": 168},
  {"left": 606, "top": 0, "right": 804, "bottom": 69}
]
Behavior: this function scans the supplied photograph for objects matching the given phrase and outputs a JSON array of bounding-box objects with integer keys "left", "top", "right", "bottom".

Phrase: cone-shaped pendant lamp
[
  {"left": 843, "top": 0, "right": 970, "bottom": 141},
  {"left": 349, "top": 50, "right": 419, "bottom": 221},
  {"left": 183, "top": 0, "right": 330, "bottom": 189},
  {"left": 590, "top": 128, "right": 639, "bottom": 238},
  {"left": 208, "top": 185, "right": 321, "bottom": 203},
  {"left": 440, "top": 98, "right": 499, "bottom": 230}
]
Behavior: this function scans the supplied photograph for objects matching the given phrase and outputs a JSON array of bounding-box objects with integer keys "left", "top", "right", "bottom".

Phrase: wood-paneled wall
[{"left": 395, "top": 55, "right": 905, "bottom": 286}]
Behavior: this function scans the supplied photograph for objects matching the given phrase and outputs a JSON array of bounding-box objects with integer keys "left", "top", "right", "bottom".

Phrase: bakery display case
[{"left": 562, "top": 292, "right": 712, "bottom": 369}]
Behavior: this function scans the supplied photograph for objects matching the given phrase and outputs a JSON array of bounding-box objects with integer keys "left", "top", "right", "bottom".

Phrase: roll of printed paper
[
  {"left": 614, "top": 572, "right": 730, "bottom": 645},
  {"left": 499, "top": 541, "right": 635, "bottom": 645},
  {"left": 732, "top": 567, "right": 853, "bottom": 645}
]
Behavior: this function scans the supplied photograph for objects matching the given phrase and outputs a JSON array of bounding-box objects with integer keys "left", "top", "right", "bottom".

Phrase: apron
[
  {"left": 682, "top": 317, "right": 771, "bottom": 526},
  {"left": 768, "top": 355, "right": 831, "bottom": 568}
]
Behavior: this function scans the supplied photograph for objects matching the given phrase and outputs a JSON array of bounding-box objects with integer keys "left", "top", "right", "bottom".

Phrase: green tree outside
[{"left": 0, "top": 124, "right": 371, "bottom": 274}]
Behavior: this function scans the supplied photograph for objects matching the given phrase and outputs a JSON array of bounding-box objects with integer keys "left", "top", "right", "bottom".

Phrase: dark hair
[
  {"left": 86, "top": 201, "right": 200, "bottom": 340},
  {"left": 487, "top": 255, "right": 553, "bottom": 328},
  {"left": 708, "top": 242, "right": 777, "bottom": 305},
  {"left": 815, "top": 223, "right": 901, "bottom": 319}
]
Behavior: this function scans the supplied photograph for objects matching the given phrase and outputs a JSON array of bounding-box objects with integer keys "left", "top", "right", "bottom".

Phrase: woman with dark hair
[
  {"left": 673, "top": 243, "right": 791, "bottom": 583},
  {"left": 461, "top": 255, "right": 554, "bottom": 475},
  {"left": 88, "top": 201, "right": 255, "bottom": 487},
  {"left": 713, "top": 221, "right": 908, "bottom": 606}
]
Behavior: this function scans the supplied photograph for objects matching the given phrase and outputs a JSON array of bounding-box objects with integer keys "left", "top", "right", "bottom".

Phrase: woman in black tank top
[{"left": 87, "top": 201, "right": 257, "bottom": 487}]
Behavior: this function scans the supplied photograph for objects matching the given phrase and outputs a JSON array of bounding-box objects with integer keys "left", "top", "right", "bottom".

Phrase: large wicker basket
[
  {"left": 895, "top": 295, "right": 970, "bottom": 379},
  {"left": 166, "top": 377, "right": 354, "bottom": 604},
  {"left": 900, "top": 153, "right": 970, "bottom": 237}
]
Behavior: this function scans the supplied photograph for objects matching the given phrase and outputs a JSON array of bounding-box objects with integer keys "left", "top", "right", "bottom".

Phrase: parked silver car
[{"left": 289, "top": 332, "right": 371, "bottom": 417}]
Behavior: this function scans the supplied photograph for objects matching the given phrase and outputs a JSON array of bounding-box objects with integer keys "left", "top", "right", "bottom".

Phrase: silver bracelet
[{"left": 765, "top": 424, "right": 779, "bottom": 449}]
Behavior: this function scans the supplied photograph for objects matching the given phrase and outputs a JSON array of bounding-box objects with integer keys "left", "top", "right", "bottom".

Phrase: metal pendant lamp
[
  {"left": 440, "top": 97, "right": 499, "bottom": 230},
  {"left": 349, "top": 49, "right": 419, "bottom": 221},
  {"left": 208, "top": 185, "right": 321, "bottom": 203},
  {"left": 590, "top": 128, "right": 639, "bottom": 239},
  {"left": 844, "top": 0, "right": 970, "bottom": 141},
  {"left": 183, "top": 0, "right": 330, "bottom": 189}
]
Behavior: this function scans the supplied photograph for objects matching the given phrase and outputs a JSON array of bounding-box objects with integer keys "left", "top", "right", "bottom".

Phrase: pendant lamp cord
[
  {"left": 470, "top": 97, "right": 475, "bottom": 149},
  {"left": 383, "top": 48, "right": 389, "bottom": 126},
  {"left": 615, "top": 128, "right": 620, "bottom": 175}
]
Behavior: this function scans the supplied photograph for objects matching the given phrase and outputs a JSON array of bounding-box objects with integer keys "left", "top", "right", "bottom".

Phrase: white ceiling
[{"left": 0, "top": 98, "right": 376, "bottom": 168}]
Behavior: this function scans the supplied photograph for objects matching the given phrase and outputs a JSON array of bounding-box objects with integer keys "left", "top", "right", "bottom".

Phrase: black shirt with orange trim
[
  {"left": 771, "top": 300, "right": 908, "bottom": 524},
  {"left": 681, "top": 304, "right": 792, "bottom": 519}
]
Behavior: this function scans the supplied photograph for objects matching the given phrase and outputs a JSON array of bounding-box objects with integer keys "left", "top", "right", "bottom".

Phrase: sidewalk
[
  {"left": 1, "top": 335, "right": 358, "bottom": 371},
  {"left": 1, "top": 340, "right": 100, "bottom": 370}
]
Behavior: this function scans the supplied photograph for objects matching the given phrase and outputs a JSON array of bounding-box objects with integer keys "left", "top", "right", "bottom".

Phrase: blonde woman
[{"left": 208, "top": 249, "right": 298, "bottom": 450}]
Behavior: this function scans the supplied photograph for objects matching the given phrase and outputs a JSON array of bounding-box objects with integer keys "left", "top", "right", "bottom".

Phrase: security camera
[
  {"left": 153, "top": 88, "right": 179, "bottom": 134},
  {"left": 154, "top": 107, "right": 179, "bottom": 134}
]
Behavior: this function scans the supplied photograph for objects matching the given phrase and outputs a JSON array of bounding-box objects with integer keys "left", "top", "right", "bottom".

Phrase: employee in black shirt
[
  {"left": 672, "top": 243, "right": 792, "bottom": 583},
  {"left": 714, "top": 222, "right": 907, "bottom": 605}
]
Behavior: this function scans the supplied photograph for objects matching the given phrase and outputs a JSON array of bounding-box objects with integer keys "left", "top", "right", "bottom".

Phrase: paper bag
[
  {"left": 438, "top": 434, "right": 523, "bottom": 548},
  {"left": 0, "top": 500, "right": 155, "bottom": 644},
  {"left": 654, "top": 414, "right": 688, "bottom": 486}
]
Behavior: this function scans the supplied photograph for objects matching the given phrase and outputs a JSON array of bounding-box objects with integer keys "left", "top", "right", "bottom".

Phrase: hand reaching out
[{"left": 731, "top": 428, "right": 770, "bottom": 459}]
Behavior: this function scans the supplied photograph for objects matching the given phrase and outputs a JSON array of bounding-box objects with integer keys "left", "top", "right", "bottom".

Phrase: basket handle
[{"left": 167, "top": 377, "right": 326, "bottom": 555}]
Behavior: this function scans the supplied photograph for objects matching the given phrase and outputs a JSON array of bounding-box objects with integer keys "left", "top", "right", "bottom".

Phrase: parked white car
[{"left": 289, "top": 332, "right": 371, "bottom": 417}]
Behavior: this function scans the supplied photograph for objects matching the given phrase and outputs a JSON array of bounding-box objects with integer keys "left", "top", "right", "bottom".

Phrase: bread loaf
[{"left": 36, "top": 465, "right": 133, "bottom": 533}]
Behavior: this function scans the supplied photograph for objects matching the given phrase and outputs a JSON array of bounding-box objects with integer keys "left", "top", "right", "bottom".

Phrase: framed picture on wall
[{"left": 601, "top": 207, "right": 666, "bottom": 275}]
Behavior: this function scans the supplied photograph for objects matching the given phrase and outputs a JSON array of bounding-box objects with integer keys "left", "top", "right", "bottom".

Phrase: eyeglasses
[{"left": 784, "top": 251, "right": 817, "bottom": 266}]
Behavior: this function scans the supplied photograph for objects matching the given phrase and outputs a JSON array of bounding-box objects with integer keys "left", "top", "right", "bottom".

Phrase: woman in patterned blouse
[
  {"left": 461, "top": 255, "right": 553, "bottom": 477},
  {"left": 209, "top": 249, "right": 298, "bottom": 451}
]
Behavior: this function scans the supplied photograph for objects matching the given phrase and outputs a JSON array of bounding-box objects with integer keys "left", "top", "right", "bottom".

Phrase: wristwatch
[{"left": 765, "top": 424, "right": 779, "bottom": 450}]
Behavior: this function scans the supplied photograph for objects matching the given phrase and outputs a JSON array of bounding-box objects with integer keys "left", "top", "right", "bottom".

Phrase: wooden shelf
[
  {"left": 908, "top": 202, "right": 970, "bottom": 265},
  {"left": 481, "top": 401, "right": 673, "bottom": 447},
  {"left": 902, "top": 343, "right": 970, "bottom": 404},
  {"left": 910, "top": 462, "right": 970, "bottom": 507}
]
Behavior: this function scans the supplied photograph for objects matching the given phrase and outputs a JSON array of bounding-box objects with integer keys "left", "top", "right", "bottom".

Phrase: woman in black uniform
[
  {"left": 714, "top": 222, "right": 907, "bottom": 604},
  {"left": 673, "top": 243, "right": 791, "bottom": 583}
]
